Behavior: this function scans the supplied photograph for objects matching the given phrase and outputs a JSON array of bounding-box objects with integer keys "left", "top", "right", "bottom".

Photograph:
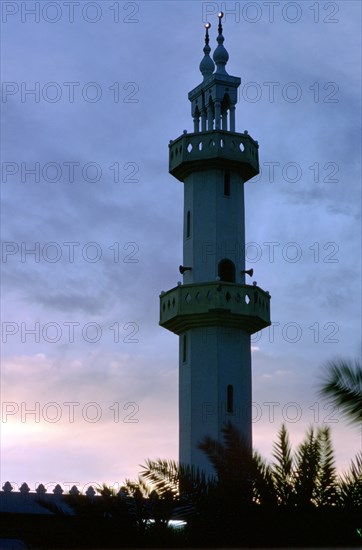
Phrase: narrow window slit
[
  {"left": 186, "top": 211, "right": 191, "bottom": 238},
  {"left": 182, "top": 334, "right": 187, "bottom": 363},
  {"left": 227, "top": 384, "right": 234, "bottom": 413},
  {"left": 224, "top": 172, "right": 230, "bottom": 196}
]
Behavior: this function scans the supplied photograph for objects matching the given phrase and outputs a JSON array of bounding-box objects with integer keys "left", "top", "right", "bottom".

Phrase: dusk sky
[{"left": 1, "top": 0, "right": 361, "bottom": 493}]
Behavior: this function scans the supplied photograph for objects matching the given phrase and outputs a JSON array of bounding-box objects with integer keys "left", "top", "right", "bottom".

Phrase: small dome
[
  {"left": 213, "top": 44, "right": 229, "bottom": 66},
  {"left": 200, "top": 49, "right": 215, "bottom": 79},
  {"left": 213, "top": 35, "right": 229, "bottom": 74}
]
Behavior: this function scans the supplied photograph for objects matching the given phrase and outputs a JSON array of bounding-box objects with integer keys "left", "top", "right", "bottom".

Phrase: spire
[
  {"left": 199, "top": 22, "right": 215, "bottom": 80},
  {"left": 213, "top": 12, "right": 229, "bottom": 75}
]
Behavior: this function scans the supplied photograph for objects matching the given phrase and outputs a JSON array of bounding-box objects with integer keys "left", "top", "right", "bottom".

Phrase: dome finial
[
  {"left": 199, "top": 22, "right": 215, "bottom": 80},
  {"left": 213, "top": 11, "right": 229, "bottom": 75},
  {"left": 205, "top": 22, "right": 211, "bottom": 46},
  {"left": 218, "top": 11, "right": 224, "bottom": 34}
]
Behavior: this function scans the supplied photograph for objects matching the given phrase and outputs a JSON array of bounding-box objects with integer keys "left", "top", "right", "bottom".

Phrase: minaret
[{"left": 160, "top": 14, "right": 271, "bottom": 476}]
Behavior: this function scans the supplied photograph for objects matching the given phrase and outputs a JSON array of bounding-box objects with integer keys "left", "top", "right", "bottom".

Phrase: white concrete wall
[
  {"left": 182, "top": 169, "right": 246, "bottom": 285},
  {"left": 179, "top": 326, "right": 252, "bottom": 477}
]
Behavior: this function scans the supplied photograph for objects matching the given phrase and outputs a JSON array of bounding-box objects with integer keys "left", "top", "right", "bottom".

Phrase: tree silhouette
[
  {"left": 138, "top": 422, "right": 361, "bottom": 511},
  {"left": 45, "top": 423, "right": 360, "bottom": 547}
]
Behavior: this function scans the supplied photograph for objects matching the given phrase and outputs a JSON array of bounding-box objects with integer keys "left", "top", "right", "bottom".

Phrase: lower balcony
[{"left": 159, "top": 282, "right": 271, "bottom": 335}]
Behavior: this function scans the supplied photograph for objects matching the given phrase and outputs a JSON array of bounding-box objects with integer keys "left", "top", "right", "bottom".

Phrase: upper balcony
[
  {"left": 169, "top": 130, "right": 259, "bottom": 183},
  {"left": 160, "top": 281, "right": 270, "bottom": 335}
]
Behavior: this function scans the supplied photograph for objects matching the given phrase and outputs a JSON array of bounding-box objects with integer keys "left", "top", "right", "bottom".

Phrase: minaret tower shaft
[{"left": 160, "top": 15, "right": 271, "bottom": 475}]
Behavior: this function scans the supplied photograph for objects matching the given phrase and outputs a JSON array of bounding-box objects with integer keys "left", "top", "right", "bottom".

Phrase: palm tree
[
  {"left": 126, "top": 423, "right": 361, "bottom": 545},
  {"left": 318, "top": 358, "right": 362, "bottom": 425},
  {"left": 140, "top": 423, "right": 344, "bottom": 512}
]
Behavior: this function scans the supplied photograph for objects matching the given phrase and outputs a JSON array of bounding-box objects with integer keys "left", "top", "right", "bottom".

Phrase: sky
[{"left": 1, "top": 0, "right": 361, "bottom": 494}]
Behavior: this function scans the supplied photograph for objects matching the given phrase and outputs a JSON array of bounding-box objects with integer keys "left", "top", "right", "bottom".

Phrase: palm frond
[
  {"left": 319, "top": 359, "right": 362, "bottom": 425},
  {"left": 293, "top": 425, "right": 322, "bottom": 507},
  {"left": 199, "top": 422, "right": 255, "bottom": 508},
  {"left": 198, "top": 435, "right": 227, "bottom": 477},
  {"left": 252, "top": 449, "right": 278, "bottom": 507},
  {"left": 271, "top": 424, "right": 294, "bottom": 505},
  {"left": 123, "top": 476, "right": 152, "bottom": 498},
  {"left": 140, "top": 458, "right": 212, "bottom": 501},
  {"left": 315, "top": 426, "right": 339, "bottom": 506},
  {"left": 140, "top": 459, "right": 180, "bottom": 497},
  {"left": 338, "top": 451, "right": 362, "bottom": 507}
]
